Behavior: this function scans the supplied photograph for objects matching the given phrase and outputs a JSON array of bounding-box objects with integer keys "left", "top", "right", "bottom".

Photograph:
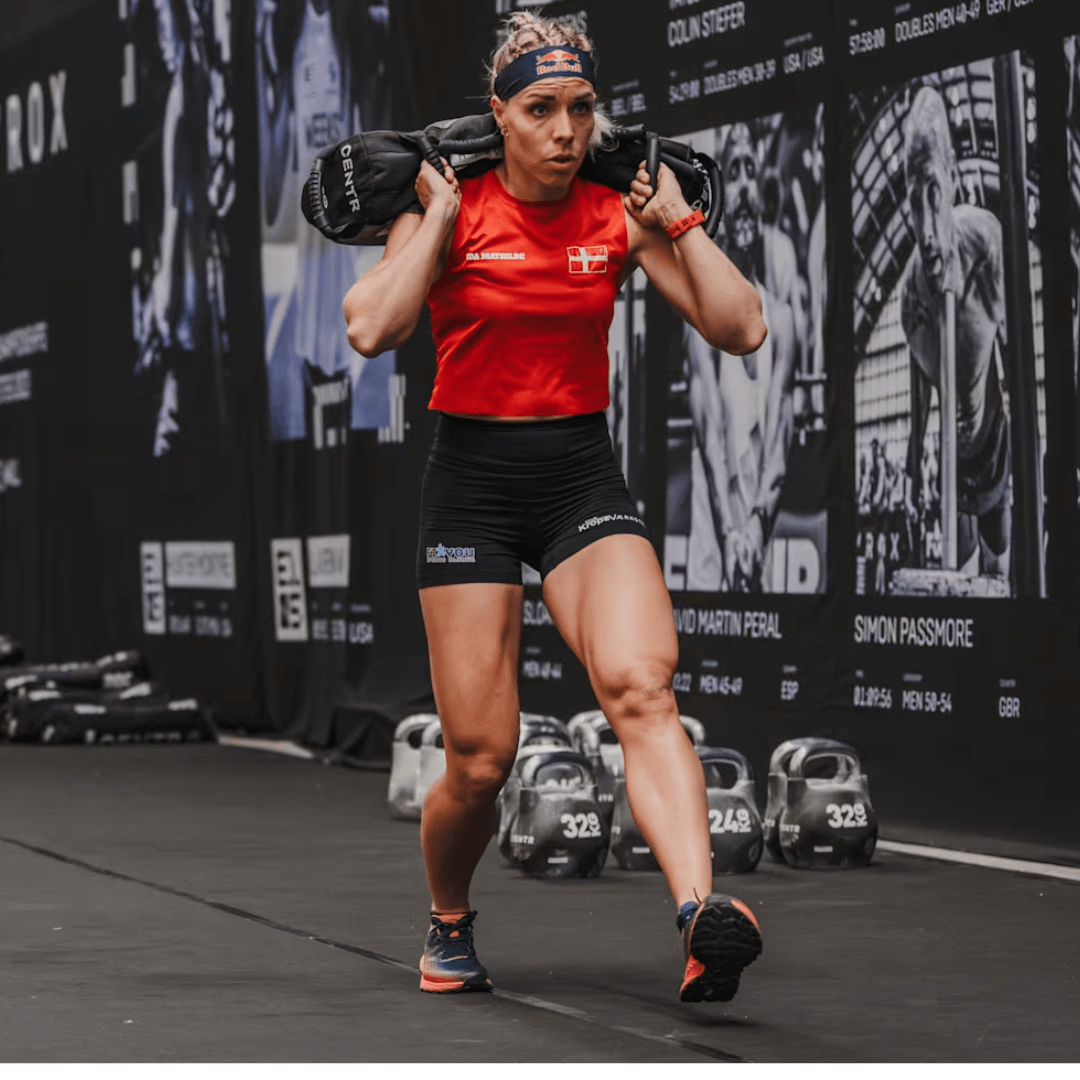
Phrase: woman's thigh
[
  {"left": 542, "top": 534, "right": 678, "bottom": 692},
  {"left": 419, "top": 582, "right": 524, "bottom": 763}
]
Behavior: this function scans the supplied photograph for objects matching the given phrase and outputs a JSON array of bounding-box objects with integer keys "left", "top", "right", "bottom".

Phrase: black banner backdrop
[
  {"left": 1, "top": 0, "right": 1077, "bottom": 847},
  {"left": 0, "top": 0, "right": 266, "bottom": 724}
]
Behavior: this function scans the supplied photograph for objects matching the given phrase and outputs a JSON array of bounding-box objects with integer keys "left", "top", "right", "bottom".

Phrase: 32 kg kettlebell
[{"left": 764, "top": 737, "right": 877, "bottom": 868}]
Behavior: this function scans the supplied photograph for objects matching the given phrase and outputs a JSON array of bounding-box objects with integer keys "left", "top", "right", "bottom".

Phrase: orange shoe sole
[
  {"left": 419, "top": 971, "right": 493, "bottom": 994},
  {"left": 679, "top": 894, "right": 762, "bottom": 1003}
]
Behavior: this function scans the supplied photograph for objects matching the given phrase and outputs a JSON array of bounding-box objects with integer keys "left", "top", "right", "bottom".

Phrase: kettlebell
[
  {"left": 504, "top": 748, "right": 609, "bottom": 879},
  {"left": 568, "top": 711, "right": 617, "bottom": 826},
  {"left": 387, "top": 713, "right": 439, "bottom": 820},
  {"left": 698, "top": 746, "right": 764, "bottom": 874},
  {"left": 518, "top": 712, "right": 571, "bottom": 749},
  {"left": 566, "top": 709, "right": 605, "bottom": 745},
  {"left": 497, "top": 743, "right": 550, "bottom": 864},
  {"left": 412, "top": 718, "right": 446, "bottom": 811},
  {"left": 764, "top": 737, "right": 877, "bottom": 868}
]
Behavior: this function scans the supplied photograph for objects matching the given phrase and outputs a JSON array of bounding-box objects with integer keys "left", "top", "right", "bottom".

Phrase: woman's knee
[
  {"left": 592, "top": 657, "right": 678, "bottom": 726},
  {"left": 444, "top": 746, "right": 517, "bottom": 805}
]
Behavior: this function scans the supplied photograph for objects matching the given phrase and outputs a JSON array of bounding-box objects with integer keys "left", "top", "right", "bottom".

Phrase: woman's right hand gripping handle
[{"left": 343, "top": 160, "right": 460, "bottom": 358}]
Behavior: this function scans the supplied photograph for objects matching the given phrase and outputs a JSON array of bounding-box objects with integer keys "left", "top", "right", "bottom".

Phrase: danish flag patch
[{"left": 567, "top": 245, "right": 609, "bottom": 274}]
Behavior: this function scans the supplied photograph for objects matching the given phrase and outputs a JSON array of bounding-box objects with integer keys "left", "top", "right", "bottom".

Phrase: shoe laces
[{"left": 429, "top": 910, "right": 478, "bottom": 946}]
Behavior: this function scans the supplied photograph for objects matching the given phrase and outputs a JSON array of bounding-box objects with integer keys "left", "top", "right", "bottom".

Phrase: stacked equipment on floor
[{"left": 0, "top": 644, "right": 214, "bottom": 746}]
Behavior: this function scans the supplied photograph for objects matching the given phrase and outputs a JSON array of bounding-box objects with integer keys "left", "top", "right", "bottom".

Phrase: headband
[{"left": 493, "top": 45, "right": 596, "bottom": 102}]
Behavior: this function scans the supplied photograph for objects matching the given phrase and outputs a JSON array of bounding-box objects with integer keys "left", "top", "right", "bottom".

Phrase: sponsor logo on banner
[
  {"left": 309, "top": 370, "right": 351, "bottom": 450},
  {"left": 0, "top": 321, "right": 48, "bottom": 362},
  {"left": 307, "top": 534, "right": 350, "bottom": 588},
  {"left": 2, "top": 73, "right": 68, "bottom": 175},
  {"left": 164, "top": 541, "right": 236, "bottom": 590},
  {"left": 0, "top": 459, "right": 22, "bottom": 493},
  {"left": 426, "top": 543, "right": 476, "bottom": 564},
  {"left": 140, "top": 542, "right": 166, "bottom": 635},
  {"left": 378, "top": 373, "right": 407, "bottom": 444},
  {"left": 0, "top": 369, "right": 31, "bottom": 405},
  {"left": 271, "top": 538, "right": 308, "bottom": 642},
  {"left": 567, "top": 245, "right": 608, "bottom": 273}
]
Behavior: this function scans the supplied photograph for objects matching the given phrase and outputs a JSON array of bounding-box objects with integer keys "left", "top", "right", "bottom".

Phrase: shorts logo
[
  {"left": 426, "top": 543, "right": 476, "bottom": 564},
  {"left": 567, "top": 245, "right": 608, "bottom": 273},
  {"left": 577, "top": 512, "right": 644, "bottom": 533}
]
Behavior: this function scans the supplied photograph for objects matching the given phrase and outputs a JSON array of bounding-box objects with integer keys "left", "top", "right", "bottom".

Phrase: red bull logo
[{"left": 535, "top": 49, "right": 584, "bottom": 76}]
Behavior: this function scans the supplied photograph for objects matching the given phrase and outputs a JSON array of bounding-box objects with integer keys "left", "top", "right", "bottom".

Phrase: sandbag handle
[
  {"left": 645, "top": 131, "right": 661, "bottom": 203},
  {"left": 697, "top": 151, "right": 724, "bottom": 237},
  {"left": 415, "top": 132, "right": 447, "bottom": 175},
  {"left": 303, "top": 155, "right": 333, "bottom": 233}
]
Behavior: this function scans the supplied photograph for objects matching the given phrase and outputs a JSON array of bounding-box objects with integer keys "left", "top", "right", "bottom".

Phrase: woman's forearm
[{"left": 672, "top": 228, "right": 766, "bottom": 355}]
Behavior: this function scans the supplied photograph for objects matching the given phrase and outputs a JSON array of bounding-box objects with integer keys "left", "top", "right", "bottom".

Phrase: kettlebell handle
[
  {"left": 697, "top": 747, "right": 752, "bottom": 781},
  {"left": 787, "top": 744, "right": 861, "bottom": 782}
]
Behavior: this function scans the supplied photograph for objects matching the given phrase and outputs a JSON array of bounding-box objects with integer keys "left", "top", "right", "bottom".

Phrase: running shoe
[
  {"left": 678, "top": 893, "right": 762, "bottom": 1003},
  {"left": 419, "top": 910, "right": 493, "bottom": 993}
]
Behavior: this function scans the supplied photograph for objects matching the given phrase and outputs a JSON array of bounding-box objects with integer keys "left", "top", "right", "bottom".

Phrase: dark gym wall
[{"left": 0, "top": 0, "right": 1077, "bottom": 850}]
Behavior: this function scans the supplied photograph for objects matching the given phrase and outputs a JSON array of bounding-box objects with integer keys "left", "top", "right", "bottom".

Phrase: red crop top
[{"left": 426, "top": 168, "right": 629, "bottom": 416}]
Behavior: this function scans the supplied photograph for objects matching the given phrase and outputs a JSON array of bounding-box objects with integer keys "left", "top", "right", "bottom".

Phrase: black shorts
[{"left": 417, "top": 412, "right": 650, "bottom": 588}]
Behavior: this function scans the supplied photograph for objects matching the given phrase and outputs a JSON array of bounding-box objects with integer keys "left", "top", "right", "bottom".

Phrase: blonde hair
[{"left": 488, "top": 10, "right": 613, "bottom": 154}]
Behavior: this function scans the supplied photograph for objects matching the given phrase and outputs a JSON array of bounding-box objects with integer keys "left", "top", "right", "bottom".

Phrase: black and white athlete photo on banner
[
  {"left": 256, "top": 0, "right": 394, "bottom": 445},
  {"left": 1067, "top": 35, "right": 1080, "bottom": 518},
  {"left": 664, "top": 106, "right": 828, "bottom": 595},
  {"left": 124, "top": 0, "right": 236, "bottom": 459},
  {"left": 608, "top": 266, "right": 648, "bottom": 511},
  {"left": 851, "top": 54, "right": 1048, "bottom": 599}
]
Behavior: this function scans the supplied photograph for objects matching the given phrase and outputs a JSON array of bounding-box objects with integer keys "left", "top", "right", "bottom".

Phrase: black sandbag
[
  {"left": 1, "top": 650, "right": 148, "bottom": 707},
  {"left": 94, "top": 650, "right": 150, "bottom": 682},
  {"left": 38, "top": 693, "right": 213, "bottom": 746},
  {"left": 4, "top": 681, "right": 166, "bottom": 742},
  {"left": 1, "top": 663, "right": 103, "bottom": 707},
  {"left": 303, "top": 115, "right": 720, "bottom": 246}
]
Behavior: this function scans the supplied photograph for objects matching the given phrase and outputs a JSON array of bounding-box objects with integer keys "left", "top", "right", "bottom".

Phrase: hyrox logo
[{"left": 3, "top": 72, "right": 68, "bottom": 173}]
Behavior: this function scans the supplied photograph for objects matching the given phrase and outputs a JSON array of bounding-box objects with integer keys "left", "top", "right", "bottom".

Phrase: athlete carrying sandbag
[{"left": 340, "top": 11, "right": 764, "bottom": 1004}]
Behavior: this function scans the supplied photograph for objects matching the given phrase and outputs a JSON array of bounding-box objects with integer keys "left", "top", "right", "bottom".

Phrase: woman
[{"left": 343, "top": 12, "right": 766, "bottom": 1003}]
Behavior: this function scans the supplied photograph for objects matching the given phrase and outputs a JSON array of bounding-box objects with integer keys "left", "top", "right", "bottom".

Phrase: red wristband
[{"left": 665, "top": 208, "right": 705, "bottom": 240}]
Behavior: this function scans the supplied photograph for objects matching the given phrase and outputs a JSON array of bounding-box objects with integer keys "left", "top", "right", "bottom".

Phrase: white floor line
[
  {"left": 878, "top": 839, "right": 1080, "bottom": 884},
  {"left": 216, "top": 734, "right": 316, "bottom": 761}
]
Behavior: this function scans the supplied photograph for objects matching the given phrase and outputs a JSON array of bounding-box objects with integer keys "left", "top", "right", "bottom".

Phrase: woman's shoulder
[
  {"left": 458, "top": 169, "right": 494, "bottom": 198},
  {"left": 572, "top": 172, "right": 624, "bottom": 206}
]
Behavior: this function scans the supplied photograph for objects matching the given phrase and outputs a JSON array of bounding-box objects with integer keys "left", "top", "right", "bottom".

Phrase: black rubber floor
[{"left": 0, "top": 744, "right": 1076, "bottom": 1062}]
